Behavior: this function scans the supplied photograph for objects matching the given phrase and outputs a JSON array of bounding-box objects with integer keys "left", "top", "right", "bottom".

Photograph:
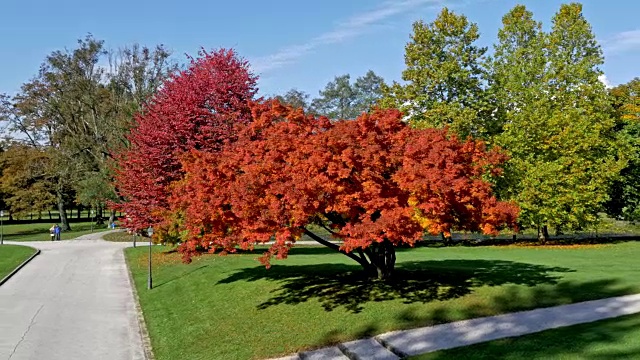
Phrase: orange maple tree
[{"left": 169, "top": 100, "right": 518, "bottom": 279}]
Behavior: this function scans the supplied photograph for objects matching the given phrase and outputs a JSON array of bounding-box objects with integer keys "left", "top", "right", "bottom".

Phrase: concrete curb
[
  {"left": 124, "top": 249, "right": 155, "bottom": 360},
  {"left": 0, "top": 247, "right": 40, "bottom": 287}
]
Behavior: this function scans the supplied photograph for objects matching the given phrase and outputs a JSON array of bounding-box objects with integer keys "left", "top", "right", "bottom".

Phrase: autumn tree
[
  {"left": 606, "top": 78, "right": 640, "bottom": 221},
  {"left": 311, "top": 70, "right": 385, "bottom": 119},
  {"left": 0, "top": 143, "right": 56, "bottom": 217},
  {"left": 493, "top": 3, "right": 625, "bottom": 239},
  {"left": 113, "top": 48, "right": 258, "bottom": 231},
  {"left": 380, "top": 8, "right": 490, "bottom": 138},
  {"left": 168, "top": 101, "right": 518, "bottom": 280}
]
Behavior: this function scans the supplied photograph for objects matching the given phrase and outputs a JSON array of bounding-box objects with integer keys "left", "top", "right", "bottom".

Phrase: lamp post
[
  {"left": 0, "top": 210, "right": 4, "bottom": 245},
  {"left": 132, "top": 232, "right": 137, "bottom": 248},
  {"left": 147, "top": 226, "right": 154, "bottom": 290},
  {"left": 90, "top": 209, "right": 95, "bottom": 233}
]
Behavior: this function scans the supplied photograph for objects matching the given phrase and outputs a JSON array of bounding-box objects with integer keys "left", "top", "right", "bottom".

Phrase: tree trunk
[
  {"left": 96, "top": 204, "right": 105, "bottom": 225},
  {"left": 108, "top": 209, "right": 116, "bottom": 224},
  {"left": 440, "top": 232, "right": 452, "bottom": 246},
  {"left": 301, "top": 227, "right": 397, "bottom": 280},
  {"left": 539, "top": 225, "right": 549, "bottom": 242},
  {"left": 48, "top": 210, "right": 52, "bottom": 220},
  {"left": 77, "top": 208, "right": 81, "bottom": 219},
  {"left": 364, "top": 240, "right": 396, "bottom": 280},
  {"left": 57, "top": 196, "right": 71, "bottom": 231}
]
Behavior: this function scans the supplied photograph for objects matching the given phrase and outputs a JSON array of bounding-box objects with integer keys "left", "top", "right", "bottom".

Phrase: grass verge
[
  {"left": 125, "top": 241, "right": 640, "bottom": 360},
  {"left": 0, "top": 244, "right": 38, "bottom": 280},
  {"left": 412, "top": 312, "right": 640, "bottom": 359},
  {"left": 103, "top": 231, "right": 135, "bottom": 242},
  {"left": 2, "top": 221, "right": 109, "bottom": 241}
]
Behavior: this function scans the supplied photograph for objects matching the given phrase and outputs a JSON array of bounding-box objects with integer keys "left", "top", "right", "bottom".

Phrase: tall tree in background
[
  {"left": 0, "top": 36, "right": 173, "bottom": 226},
  {"left": 113, "top": 48, "right": 258, "bottom": 231},
  {"left": 0, "top": 143, "right": 56, "bottom": 217},
  {"left": 494, "top": 3, "right": 625, "bottom": 239},
  {"left": 273, "top": 88, "right": 312, "bottom": 113},
  {"left": 606, "top": 78, "right": 640, "bottom": 221},
  {"left": 487, "top": 5, "right": 546, "bottom": 143},
  {"left": 311, "top": 71, "right": 385, "bottom": 119},
  {"left": 380, "top": 8, "right": 489, "bottom": 138}
]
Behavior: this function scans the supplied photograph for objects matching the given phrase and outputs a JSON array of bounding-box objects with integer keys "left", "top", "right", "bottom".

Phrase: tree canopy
[
  {"left": 166, "top": 100, "right": 518, "bottom": 279},
  {"left": 113, "top": 48, "right": 258, "bottom": 231}
]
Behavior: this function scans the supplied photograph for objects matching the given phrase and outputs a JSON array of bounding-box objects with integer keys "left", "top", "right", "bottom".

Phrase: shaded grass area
[
  {"left": 3, "top": 222, "right": 109, "bottom": 241},
  {"left": 103, "top": 231, "right": 135, "bottom": 242},
  {"left": 413, "top": 313, "right": 640, "bottom": 359},
  {"left": 0, "top": 244, "right": 37, "bottom": 279},
  {"left": 125, "top": 242, "right": 640, "bottom": 360}
]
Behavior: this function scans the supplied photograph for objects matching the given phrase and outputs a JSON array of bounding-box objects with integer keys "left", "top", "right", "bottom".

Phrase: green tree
[
  {"left": 494, "top": 3, "right": 625, "bottom": 239},
  {"left": 311, "top": 71, "right": 385, "bottom": 119},
  {"left": 606, "top": 78, "right": 640, "bottom": 221},
  {"left": 274, "top": 88, "right": 312, "bottom": 113},
  {"left": 380, "top": 8, "right": 488, "bottom": 138}
]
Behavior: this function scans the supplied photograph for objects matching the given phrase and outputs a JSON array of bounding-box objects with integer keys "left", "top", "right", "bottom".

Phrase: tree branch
[{"left": 302, "top": 227, "right": 369, "bottom": 267}]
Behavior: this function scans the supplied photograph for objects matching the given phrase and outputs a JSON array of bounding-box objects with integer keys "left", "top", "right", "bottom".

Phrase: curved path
[{"left": 0, "top": 232, "right": 145, "bottom": 360}]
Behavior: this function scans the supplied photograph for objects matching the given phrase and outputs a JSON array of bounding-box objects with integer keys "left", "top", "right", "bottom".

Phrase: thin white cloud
[
  {"left": 603, "top": 29, "right": 640, "bottom": 54},
  {"left": 598, "top": 74, "right": 613, "bottom": 89},
  {"left": 252, "top": 0, "right": 444, "bottom": 73}
]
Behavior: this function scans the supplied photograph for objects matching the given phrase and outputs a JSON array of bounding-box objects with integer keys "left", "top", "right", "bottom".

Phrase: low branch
[{"left": 302, "top": 227, "right": 369, "bottom": 267}]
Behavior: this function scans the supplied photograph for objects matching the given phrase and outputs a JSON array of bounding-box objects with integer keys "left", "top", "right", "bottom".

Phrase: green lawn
[
  {"left": 0, "top": 244, "right": 37, "bottom": 280},
  {"left": 125, "top": 241, "right": 640, "bottom": 360},
  {"left": 412, "top": 312, "right": 640, "bottom": 359},
  {"left": 2, "top": 221, "right": 109, "bottom": 241},
  {"left": 103, "top": 231, "right": 135, "bottom": 242}
]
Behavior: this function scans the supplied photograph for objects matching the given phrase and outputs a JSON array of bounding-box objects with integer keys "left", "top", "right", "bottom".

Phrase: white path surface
[
  {"left": 0, "top": 232, "right": 145, "bottom": 360},
  {"left": 272, "top": 293, "right": 640, "bottom": 359}
]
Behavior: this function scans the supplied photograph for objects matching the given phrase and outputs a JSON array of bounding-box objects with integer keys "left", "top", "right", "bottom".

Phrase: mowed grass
[
  {"left": 413, "top": 312, "right": 640, "bottom": 359},
  {"left": 0, "top": 244, "right": 37, "bottom": 279},
  {"left": 125, "top": 242, "right": 640, "bottom": 360},
  {"left": 3, "top": 221, "right": 109, "bottom": 241},
  {"left": 103, "top": 231, "right": 135, "bottom": 242}
]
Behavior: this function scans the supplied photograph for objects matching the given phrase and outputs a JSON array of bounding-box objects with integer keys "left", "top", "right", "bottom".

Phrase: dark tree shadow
[
  {"left": 218, "top": 260, "right": 574, "bottom": 313},
  {"left": 316, "top": 278, "right": 639, "bottom": 354},
  {"left": 404, "top": 278, "right": 640, "bottom": 360}
]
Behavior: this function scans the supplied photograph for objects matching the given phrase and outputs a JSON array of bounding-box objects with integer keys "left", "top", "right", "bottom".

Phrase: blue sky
[{"left": 0, "top": 0, "right": 638, "bottom": 98}]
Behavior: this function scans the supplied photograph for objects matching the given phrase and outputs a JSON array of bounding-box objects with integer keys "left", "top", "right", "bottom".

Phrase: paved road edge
[
  {"left": 0, "top": 247, "right": 40, "bottom": 287},
  {"left": 124, "top": 248, "right": 155, "bottom": 360}
]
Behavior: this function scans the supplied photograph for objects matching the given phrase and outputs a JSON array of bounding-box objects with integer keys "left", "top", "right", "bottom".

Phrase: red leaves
[
  {"left": 169, "top": 101, "right": 519, "bottom": 264},
  {"left": 113, "top": 49, "right": 258, "bottom": 231}
]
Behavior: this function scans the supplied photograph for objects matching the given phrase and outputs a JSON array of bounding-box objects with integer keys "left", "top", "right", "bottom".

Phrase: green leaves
[
  {"left": 310, "top": 71, "right": 385, "bottom": 120},
  {"left": 492, "top": 4, "right": 624, "bottom": 235},
  {"left": 381, "top": 7, "right": 488, "bottom": 138}
]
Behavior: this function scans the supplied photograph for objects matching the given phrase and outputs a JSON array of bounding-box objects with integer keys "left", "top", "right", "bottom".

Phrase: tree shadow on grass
[
  {"left": 218, "top": 260, "right": 574, "bottom": 313},
  {"left": 403, "top": 278, "right": 640, "bottom": 360},
  {"left": 318, "top": 278, "right": 639, "bottom": 351}
]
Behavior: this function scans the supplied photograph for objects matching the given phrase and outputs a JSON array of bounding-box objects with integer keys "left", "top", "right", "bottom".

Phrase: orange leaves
[{"left": 169, "top": 101, "right": 519, "bottom": 264}]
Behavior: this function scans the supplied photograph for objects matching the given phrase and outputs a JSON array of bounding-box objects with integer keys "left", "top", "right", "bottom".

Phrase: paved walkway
[
  {"left": 271, "top": 293, "right": 640, "bottom": 360},
  {"left": 0, "top": 232, "right": 145, "bottom": 360}
]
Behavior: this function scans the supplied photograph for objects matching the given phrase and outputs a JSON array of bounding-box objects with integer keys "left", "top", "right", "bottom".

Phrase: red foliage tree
[
  {"left": 169, "top": 100, "right": 519, "bottom": 279},
  {"left": 113, "top": 49, "right": 258, "bottom": 231}
]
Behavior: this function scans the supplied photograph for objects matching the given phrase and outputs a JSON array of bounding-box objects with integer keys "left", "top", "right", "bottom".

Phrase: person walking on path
[
  {"left": 49, "top": 224, "right": 56, "bottom": 241},
  {"left": 54, "top": 224, "right": 61, "bottom": 241}
]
